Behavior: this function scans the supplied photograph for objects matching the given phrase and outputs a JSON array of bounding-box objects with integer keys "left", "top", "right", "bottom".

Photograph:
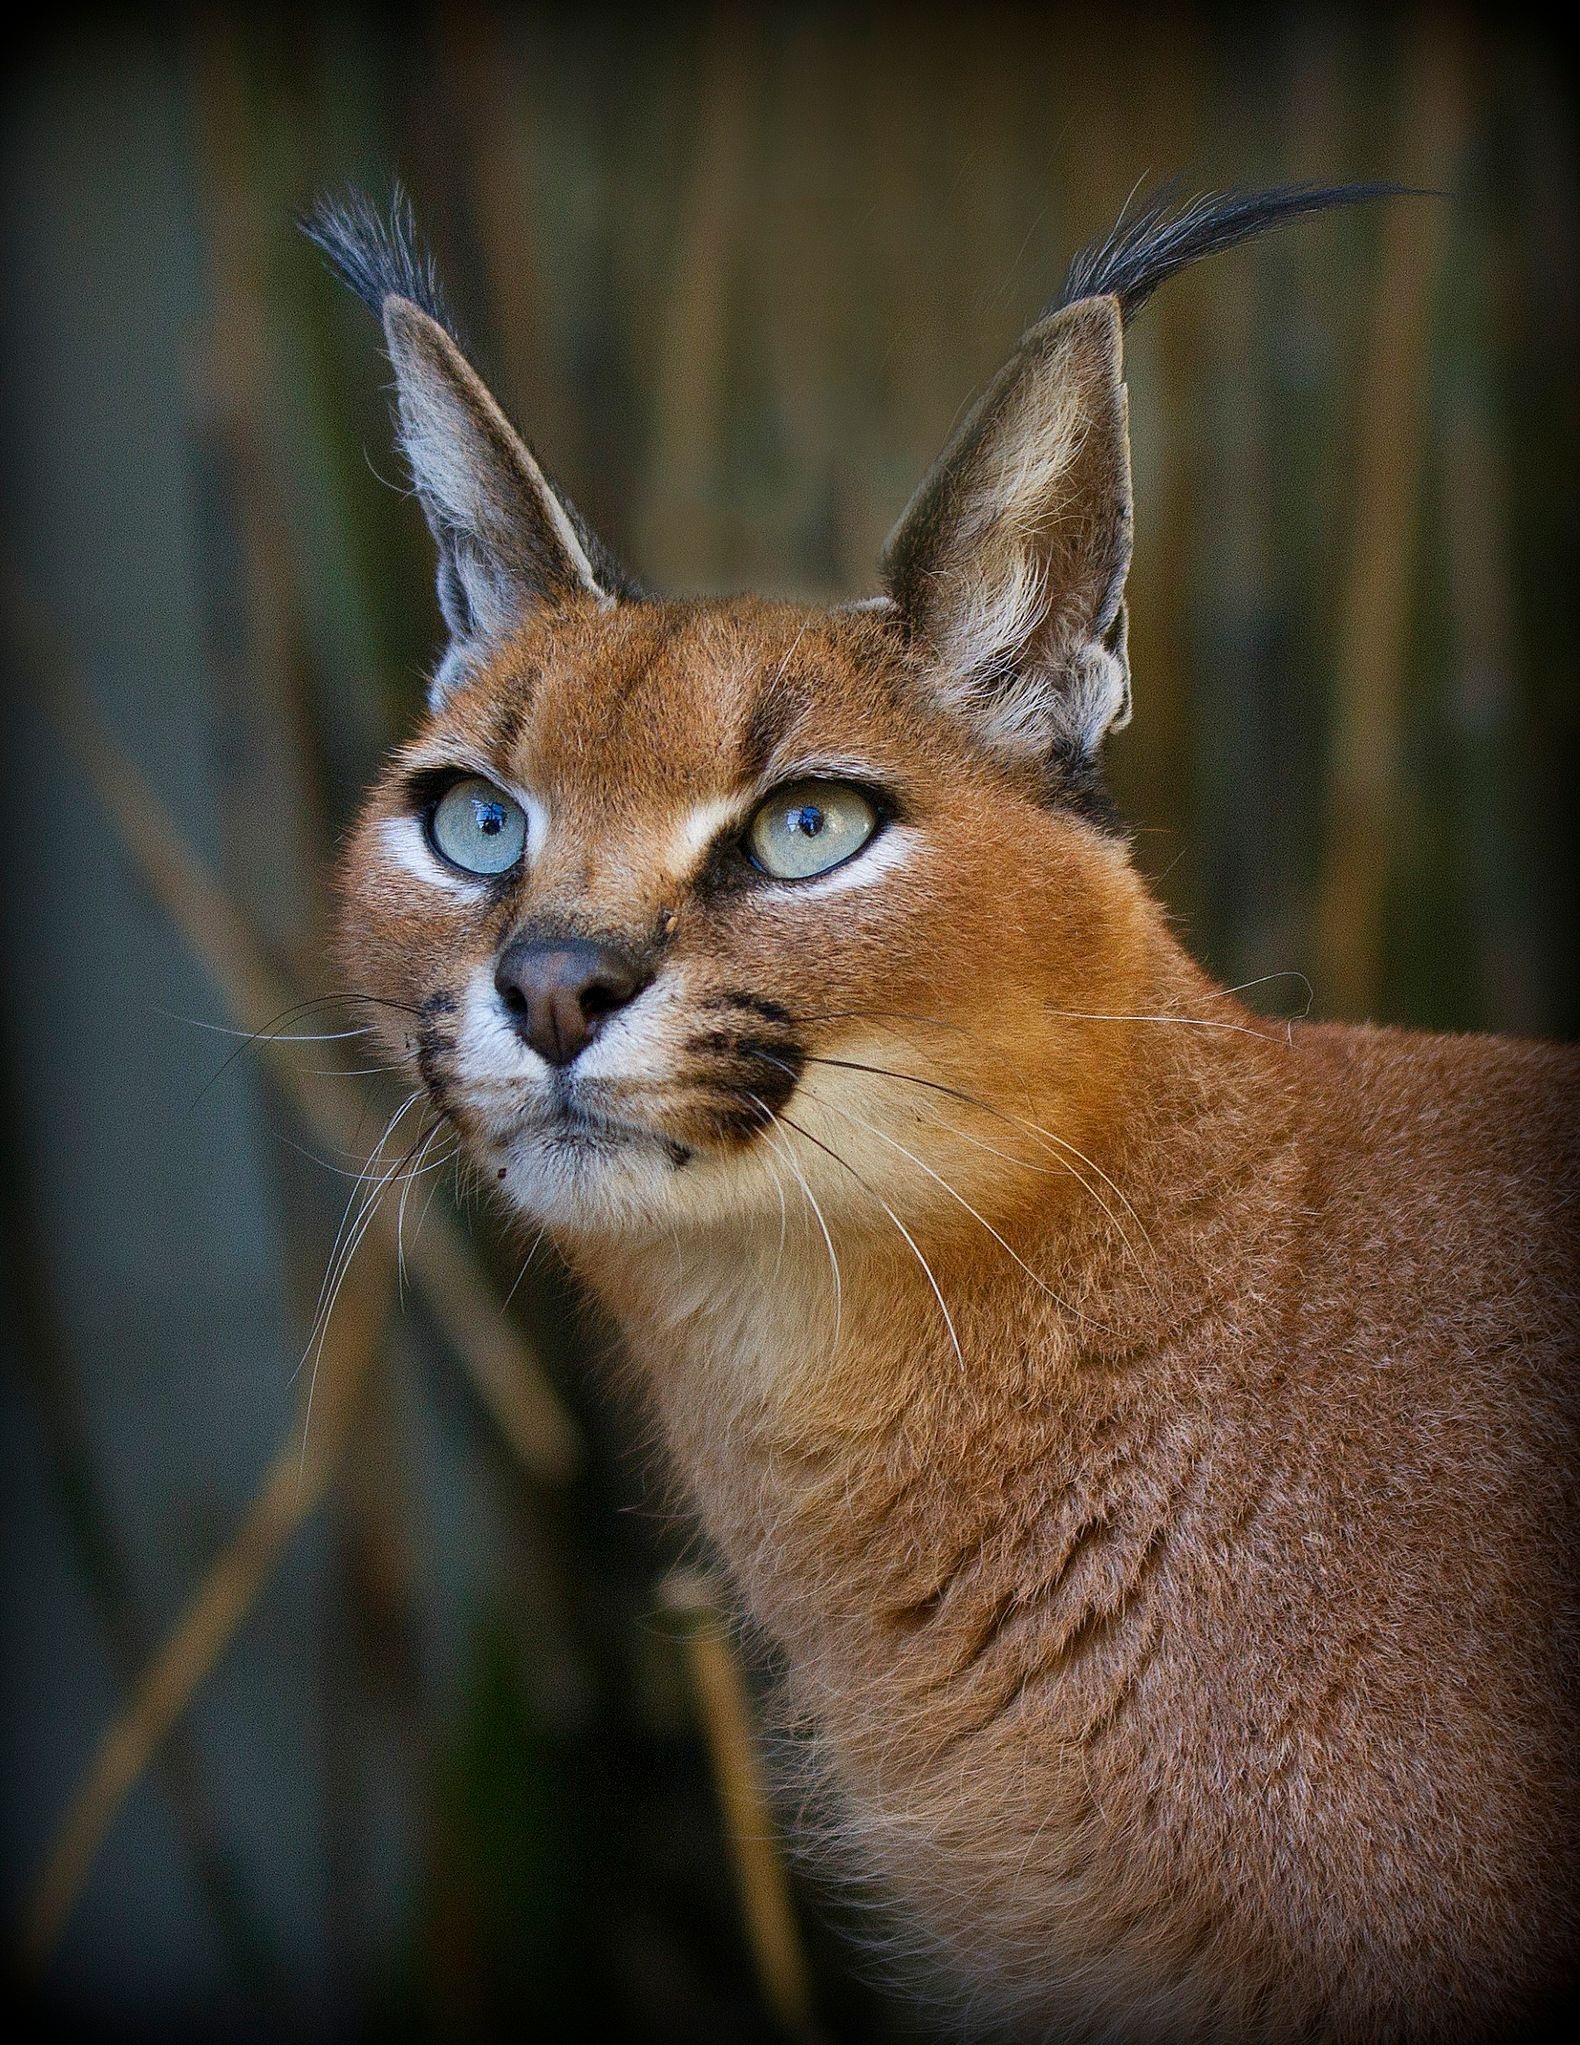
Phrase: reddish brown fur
[
  {"left": 309, "top": 178, "right": 1577, "bottom": 2041},
  {"left": 337, "top": 594, "right": 1580, "bottom": 2040}
]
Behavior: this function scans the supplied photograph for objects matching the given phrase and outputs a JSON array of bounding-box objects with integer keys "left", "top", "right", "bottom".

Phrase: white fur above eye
[{"left": 665, "top": 795, "right": 746, "bottom": 878}]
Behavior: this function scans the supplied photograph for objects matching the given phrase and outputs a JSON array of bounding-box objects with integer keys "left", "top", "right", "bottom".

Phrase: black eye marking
[
  {"left": 693, "top": 834, "right": 764, "bottom": 901},
  {"left": 400, "top": 763, "right": 465, "bottom": 814}
]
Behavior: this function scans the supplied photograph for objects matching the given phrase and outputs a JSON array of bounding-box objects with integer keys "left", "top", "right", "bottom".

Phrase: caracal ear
[
  {"left": 306, "top": 192, "right": 634, "bottom": 703},
  {"left": 881, "top": 294, "right": 1133, "bottom": 773}
]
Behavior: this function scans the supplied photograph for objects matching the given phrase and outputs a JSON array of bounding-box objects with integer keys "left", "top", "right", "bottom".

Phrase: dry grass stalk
[
  {"left": 637, "top": 4, "right": 753, "bottom": 588},
  {"left": 1315, "top": 17, "right": 1467, "bottom": 1016},
  {"left": 661, "top": 1571, "right": 819, "bottom": 2044},
  {"left": 0, "top": 1093, "right": 289, "bottom": 2002},
  {"left": 188, "top": 17, "right": 326, "bottom": 969},
  {"left": 20, "top": 1202, "right": 393, "bottom": 1968},
  {"left": 1439, "top": 255, "right": 1545, "bottom": 1033},
  {"left": 2, "top": 563, "right": 581, "bottom": 1486},
  {"left": 440, "top": 3, "right": 569, "bottom": 461}
]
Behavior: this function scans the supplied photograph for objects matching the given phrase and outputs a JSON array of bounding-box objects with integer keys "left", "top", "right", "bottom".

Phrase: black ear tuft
[
  {"left": 301, "top": 181, "right": 638, "bottom": 703},
  {"left": 300, "top": 184, "right": 460, "bottom": 340},
  {"left": 1055, "top": 180, "right": 1415, "bottom": 326}
]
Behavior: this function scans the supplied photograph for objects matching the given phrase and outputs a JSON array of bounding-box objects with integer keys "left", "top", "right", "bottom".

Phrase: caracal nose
[{"left": 493, "top": 937, "right": 648, "bottom": 1066}]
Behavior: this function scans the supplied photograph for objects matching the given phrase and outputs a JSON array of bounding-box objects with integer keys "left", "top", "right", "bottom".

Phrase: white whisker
[
  {"left": 296, "top": 1122, "right": 428, "bottom": 1481},
  {"left": 808, "top": 1092, "right": 1097, "bottom": 1328},
  {"left": 802, "top": 1053, "right": 1157, "bottom": 1287},
  {"left": 1045, "top": 1005, "right": 1283, "bottom": 1041},
  {"left": 396, "top": 1119, "right": 452, "bottom": 1298},
  {"left": 777, "top": 1109, "right": 964, "bottom": 1371},
  {"left": 307, "top": 1090, "right": 422, "bottom": 1349},
  {"left": 755, "top": 1108, "right": 844, "bottom": 1358}
]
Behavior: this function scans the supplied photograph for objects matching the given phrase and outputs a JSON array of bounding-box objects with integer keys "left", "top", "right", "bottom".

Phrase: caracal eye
[
  {"left": 428, "top": 775, "right": 528, "bottom": 876},
  {"left": 747, "top": 779, "right": 878, "bottom": 880}
]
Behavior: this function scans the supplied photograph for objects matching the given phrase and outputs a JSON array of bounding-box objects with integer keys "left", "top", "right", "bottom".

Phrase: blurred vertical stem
[
  {"left": 189, "top": 15, "right": 325, "bottom": 973},
  {"left": 1315, "top": 16, "right": 1466, "bottom": 1017},
  {"left": 191, "top": 27, "right": 430, "bottom": 1996},
  {"left": 0, "top": 1068, "right": 290, "bottom": 2011},
  {"left": 22, "top": 1199, "right": 395, "bottom": 1968},
  {"left": 1439, "top": 218, "right": 1545, "bottom": 1032},
  {"left": 638, "top": 4, "right": 753, "bottom": 589},
  {"left": 440, "top": 3, "right": 570, "bottom": 464},
  {"left": 2, "top": 560, "right": 578, "bottom": 1967},
  {"left": 2, "top": 564, "right": 582, "bottom": 1487},
  {"left": 662, "top": 1573, "right": 819, "bottom": 2045}
]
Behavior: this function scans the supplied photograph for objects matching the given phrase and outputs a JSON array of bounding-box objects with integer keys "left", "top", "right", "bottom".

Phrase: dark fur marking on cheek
[
  {"left": 707, "top": 1097, "right": 781, "bottom": 1140},
  {"left": 703, "top": 990, "right": 796, "bottom": 1028},
  {"left": 414, "top": 1015, "right": 455, "bottom": 1101},
  {"left": 687, "top": 1027, "right": 807, "bottom": 1136},
  {"left": 693, "top": 1030, "right": 804, "bottom": 1070},
  {"left": 421, "top": 988, "right": 458, "bottom": 1018}
]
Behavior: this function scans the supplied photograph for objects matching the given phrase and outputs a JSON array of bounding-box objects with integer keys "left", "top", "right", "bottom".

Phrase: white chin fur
[
  {"left": 446, "top": 968, "right": 785, "bottom": 1236},
  {"left": 484, "top": 1115, "right": 801, "bottom": 1239}
]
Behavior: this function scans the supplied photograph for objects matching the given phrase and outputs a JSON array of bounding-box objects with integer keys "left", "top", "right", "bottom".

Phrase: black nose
[{"left": 493, "top": 937, "right": 649, "bottom": 1066}]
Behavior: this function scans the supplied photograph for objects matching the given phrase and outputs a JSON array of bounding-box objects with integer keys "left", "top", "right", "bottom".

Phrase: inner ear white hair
[{"left": 882, "top": 294, "right": 1133, "bottom": 771}]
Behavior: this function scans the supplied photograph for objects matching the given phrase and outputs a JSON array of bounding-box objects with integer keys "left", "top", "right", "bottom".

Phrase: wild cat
[{"left": 305, "top": 185, "right": 1578, "bottom": 2040}]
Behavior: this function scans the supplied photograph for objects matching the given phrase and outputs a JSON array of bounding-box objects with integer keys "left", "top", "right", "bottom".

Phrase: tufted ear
[
  {"left": 305, "top": 192, "right": 634, "bottom": 702},
  {"left": 381, "top": 300, "right": 632, "bottom": 698},
  {"left": 881, "top": 295, "right": 1133, "bottom": 774}
]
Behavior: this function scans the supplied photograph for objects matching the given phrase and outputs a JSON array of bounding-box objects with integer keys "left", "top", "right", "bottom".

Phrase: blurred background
[{"left": 1, "top": 5, "right": 1574, "bottom": 2040}]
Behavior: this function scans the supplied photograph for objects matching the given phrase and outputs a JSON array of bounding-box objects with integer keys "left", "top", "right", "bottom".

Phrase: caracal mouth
[{"left": 489, "top": 1092, "right": 696, "bottom": 1170}]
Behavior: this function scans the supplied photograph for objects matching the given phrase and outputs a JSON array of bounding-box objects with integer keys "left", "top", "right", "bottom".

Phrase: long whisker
[
  {"left": 297, "top": 1109, "right": 439, "bottom": 1480},
  {"left": 161, "top": 1012, "right": 381, "bottom": 1044},
  {"left": 307, "top": 1089, "right": 423, "bottom": 1349},
  {"left": 182, "top": 991, "right": 423, "bottom": 1109},
  {"left": 1219, "top": 970, "right": 1315, "bottom": 1013},
  {"left": 759, "top": 1007, "right": 1159, "bottom": 1276},
  {"left": 410, "top": 1136, "right": 460, "bottom": 1254},
  {"left": 396, "top": 1118, "right": 455, "bottom": 1299},
  {"left": 1043, "top": 1005, "right": 1283, "bottom": 1041},
  {"left": 753, "top": 1110, "right": 843, "bottom": 1356},
  {"left": 800, "top": 1087, "right": 1102, "bottom": 1329},
  {"left": 314, "top": 1061, "right": 413, "bottom": 1080},
  {"left": 501, "top": 1230, "right": 552, "bottom": 1313},
  {"left": 759, "top": 1142, "right": 790, "bottom": 1284},
  {"left": 771, "top": 1105, "right": 964, "bottom": 1371},
  {"left": 315, "top": 1111, "right": 437, "bottom": 1358},
  {"left": 800, "top": 1054, "right": 1157, "bottom": 1283}
]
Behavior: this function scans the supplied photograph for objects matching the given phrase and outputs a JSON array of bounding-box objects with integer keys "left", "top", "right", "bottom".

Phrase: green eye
[
  {"left": 429, "top": 775, "right": 528, "bottom": 876},
  {"left": 747, "top": 780, "right": 879, "bottom": 881}
]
